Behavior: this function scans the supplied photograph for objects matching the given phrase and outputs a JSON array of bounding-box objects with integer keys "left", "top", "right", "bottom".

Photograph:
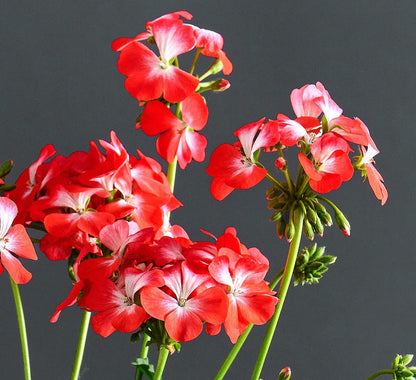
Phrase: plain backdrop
[{"left": 1, "top": 1, "right": 415, "bottom": 379}]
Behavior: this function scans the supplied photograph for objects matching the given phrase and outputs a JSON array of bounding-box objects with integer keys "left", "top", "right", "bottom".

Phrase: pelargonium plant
[{"left": 1, "top": 10, "right": 412, "bottom": 380}]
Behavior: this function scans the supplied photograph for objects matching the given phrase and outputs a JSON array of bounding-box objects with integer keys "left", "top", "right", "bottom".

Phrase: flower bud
[
  {"left": 276, "top": 218, "right": 286, "bottom": 240},
  {"left": 303, "top": 218, "right": 314, "bottom": 240},
  {"left": 285, "top": 219, "right": 295, "bottom": 242},
  {"left": 277, "top": 366, "right": 291, "bottom": 380},
  {"left": 197, "top": 78, "right": 230, "bottom": 93},
  {"left": 275, "top": 157, "right": 287, "bottom": 170},
  {"left": 334, "top": 210, "right": 351, "bottom": 236}
]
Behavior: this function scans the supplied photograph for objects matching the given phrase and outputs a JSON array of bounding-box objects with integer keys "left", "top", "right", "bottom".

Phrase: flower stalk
[
  {"left": 70, "top": 310, "right": 91, "bottom": 380},
  {"left": 251, "top": 209, "right": 304, "bottom": 380},
  {"left": 10, "top": 276, "right": 31, "bottom": 380}
]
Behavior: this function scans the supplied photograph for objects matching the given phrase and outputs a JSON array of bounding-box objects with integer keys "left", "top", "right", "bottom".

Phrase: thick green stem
[
  {"left": 213, "top": 269, "right": 284, "bottom": 380},
  {"left": 9, "top": 276, "right": 31, "bottom": 380},
  {"left": 365, "top": 369, "right": 395, "bottom": 380},
  {"left": 71, "top": 310, "right": 91, "bottom": 380},
  {"left": 153, "top": 346, "right": 170, "bottom": 380},
  {"left": 250, "top": 210, "right": 304, "bottom": 380}
]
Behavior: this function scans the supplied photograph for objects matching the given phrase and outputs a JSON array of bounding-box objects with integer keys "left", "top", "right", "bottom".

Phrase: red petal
[
  {"left": 1, "top": 250, "right": 32, "bottom": 284},
  {"left": 6, "top": 225, "right": 37, "bottom": 260}
]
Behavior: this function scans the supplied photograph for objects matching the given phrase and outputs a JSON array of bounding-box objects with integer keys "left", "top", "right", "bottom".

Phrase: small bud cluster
[
  {"left": 392, "top": 354, "right": 416, "bottom": 380},
  {"left": 267, "top": 184, "right": 350, "bottom": 242},
  {"left": 293, "top": 243, "right": 336, "bottom": 286}
]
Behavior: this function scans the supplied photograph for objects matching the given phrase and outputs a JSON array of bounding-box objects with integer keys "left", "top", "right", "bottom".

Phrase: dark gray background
[{"left": 1, "top": 1, "right": 415, "bottom": 379}]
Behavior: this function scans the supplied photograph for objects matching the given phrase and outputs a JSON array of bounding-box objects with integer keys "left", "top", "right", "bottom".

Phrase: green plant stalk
[
  {"left": 365, "top": 369, "right": 395, "bottom": 380},
  {"left": 9, "top": 276, "right": 31, "bottom": 380},
  {"left": 250, "top": 210, "right": 304, "bottom": 380},
  {"left": 71, "top": 310, "right": 91, "bottom": 380},
  {"left": 213, "top": 269, "right": 285, "bottom": 380},
  {"left": 153, "top": 346, "right": 170, "bottom": 380},
  {"left": 135, "top": 334, "right": 152, "bottom": 380}
]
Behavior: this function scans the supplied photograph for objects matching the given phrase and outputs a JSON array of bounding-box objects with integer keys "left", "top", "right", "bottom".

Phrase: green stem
[
  {"left": 153, "top": 346, "right": 170, "bottom": 380},
  {"left": 365, "top": 369, "right": 395, "bottom": 380},
  {"left": 9, "top": 276, "right": 31, "bottom": 380},
  {"left": 189, "top": 47, "right": 202, "bottom": 75},
  {"left": 135, "top": 334, "right": 151, "bottom": 380},
  {"left": 213, "top": 268, "right": 284, "bottom": 380},
  {"left": 71, "top": 310, "right": 91, "bottom": 380},
  {"left": 250, "top": 210, "right": 304, "bottom": 380},
  {"left": 213, "top": 324, "right": 254, "bottom": 380},
  {"left": 166, "top": 159, "right": 178, "bottom": 193},
  {"left": 277, "top": 146, "right": 294, "bottom": 194}
]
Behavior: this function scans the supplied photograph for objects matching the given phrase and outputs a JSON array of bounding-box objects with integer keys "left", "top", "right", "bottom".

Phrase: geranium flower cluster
[
  {"left": 207, "top": 82, "right": 388, "bottom": 241},
  {"left": 112, "top": 10, "right": 232, "bottom": 169},
  {"left": 207, "top": 82, "right": 387, "bottom": 203},
  {"left": 5, "top": 131, "right": 277, "bottom": 344}
]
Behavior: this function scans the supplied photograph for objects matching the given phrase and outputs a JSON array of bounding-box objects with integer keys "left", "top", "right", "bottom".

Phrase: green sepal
[
  {"left": 0, "top": 183, "right": 16, "bottom": 192},
  {"left": 131, "top": 358, "right": 155, "bottom": 380},
  {"left": 0, "top": 160, "right": 13, "bottom": 177}
]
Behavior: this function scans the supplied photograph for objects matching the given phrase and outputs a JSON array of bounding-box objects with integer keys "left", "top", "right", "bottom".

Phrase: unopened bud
[
  {"left": 277, "top": 366, "right": 291, "bottom": 380},
  {"left": 197, "top": 78, "right": 230, "bottom": 93},
  {"left": 303, "top": 218, "right": 314, "bottom": 240},
  {"left": 275, "top": 157, "right": 286, "bottom": 170},
  {"left": 285, "top": 219, "right": 295, "bottom": 242},
  {"left": 311, "top": 216, "right": 324, "bottom": 237},
  {"left": 276, "top": 218, "right": 286, "bottom": 240},
  {"left": 334, "top": 210, "right": 350, "bottom": 236}
]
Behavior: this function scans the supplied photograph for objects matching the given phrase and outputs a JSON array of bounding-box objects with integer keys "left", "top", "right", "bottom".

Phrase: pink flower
[
  {"left": 299, "top": 132, "right": 354, "bottom": 193},
  {"left": 359, "top": 145, "right": 388, "bottom": 205},
  {"left": 0, "top": 197, "right": 37, "bottom": 284}
]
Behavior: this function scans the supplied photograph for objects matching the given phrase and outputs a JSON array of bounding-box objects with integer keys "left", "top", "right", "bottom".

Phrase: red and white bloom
[{"left": 0, "top": 197, "right": 37, "bottom": 284}]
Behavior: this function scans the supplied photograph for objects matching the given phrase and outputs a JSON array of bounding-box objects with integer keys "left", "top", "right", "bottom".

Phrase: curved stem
[
  {"left": 250, "top": 210, "right": 304, "bottom": 380},
  {"left": 9, "top": 276, "right": 31, "bottom": 380},
  {"left": 365, "top": 369, "right": 395, "bottom": 380},
  {"left": 213, "top": 268, "right": 285, "bottom": 380},
  {"left": 71, "top": 310, "right": 91, "bottom": 380},
  {"left": 153, "top": 346, "right": 170, "bottom": 380}
]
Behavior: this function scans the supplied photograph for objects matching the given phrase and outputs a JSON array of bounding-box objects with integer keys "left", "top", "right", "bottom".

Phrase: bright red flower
[
  {"left": 206, "top": 118, "right": 279, "bottom": 200},
  {"left": 208, "top": 254, "right": 278, "bottom": 343},
  {"left": 140, "top": 261, "right": 228, "bottom": 342},
  {"left": 113, "top": 17, "right": 199, "bottom": 103},
  {"left": 139, "top": 93, "right": 209, "bottom": 169},
  {"left": 0, "top": 197, "right": 37, "bottom": 284},
  {"left": 80, "top": 267, "right": 164, "bottom": 337},
  {"left": 298, "top": 132, "right": 354, "bottom": 193}
]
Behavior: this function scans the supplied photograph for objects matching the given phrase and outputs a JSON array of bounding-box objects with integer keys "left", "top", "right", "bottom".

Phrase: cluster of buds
[
  {"left": 267, "top": 182, "right": 350, "bottom": 241},
  {"left": 293, "top": 243, "right": 336, "bottom": 286}
]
